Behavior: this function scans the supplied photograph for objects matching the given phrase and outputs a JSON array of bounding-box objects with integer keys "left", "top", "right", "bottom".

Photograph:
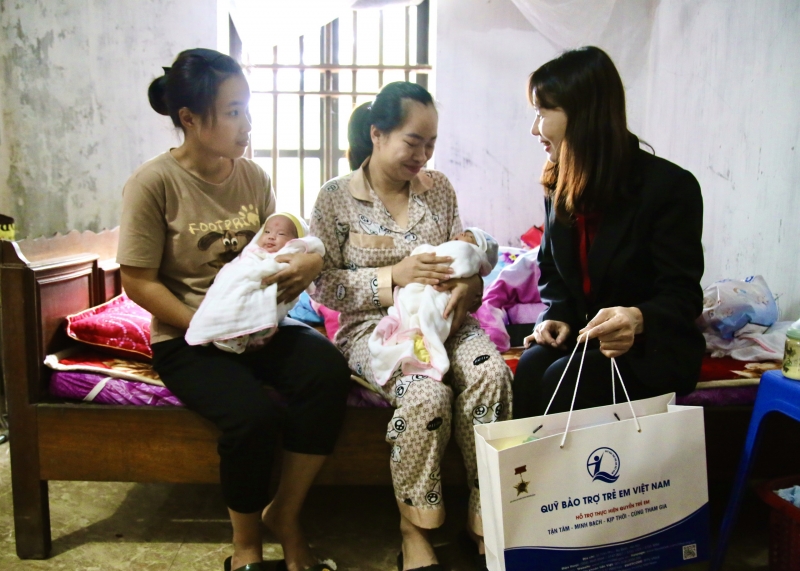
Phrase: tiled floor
[{"left": 0, "top": 439, "right": 770, "bottom": 570}]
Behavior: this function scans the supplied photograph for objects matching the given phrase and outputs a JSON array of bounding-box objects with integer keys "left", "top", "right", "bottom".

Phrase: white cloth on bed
[
  {"left": 185, "top": 234, "right": 325, "bottom": 352},
  {"left": 367, "top": 239, "right": 494, "bottom": 385}
]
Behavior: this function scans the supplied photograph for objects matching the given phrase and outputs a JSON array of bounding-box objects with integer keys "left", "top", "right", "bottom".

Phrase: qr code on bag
[{"left": 682, "top": 544, "right": 698, "bottom": 560}]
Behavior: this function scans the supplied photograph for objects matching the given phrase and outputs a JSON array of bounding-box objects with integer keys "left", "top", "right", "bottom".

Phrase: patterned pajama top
[{"left": 310, "top": 160, "right": 462, "bottom": 347}]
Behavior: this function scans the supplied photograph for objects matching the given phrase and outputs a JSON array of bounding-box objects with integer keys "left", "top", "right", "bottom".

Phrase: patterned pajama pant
[{"left": 345, "top": 316, "right": 513, "bottom": 534}]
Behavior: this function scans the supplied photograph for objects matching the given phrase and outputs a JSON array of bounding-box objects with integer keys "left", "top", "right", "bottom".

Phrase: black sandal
[
  {"left": 396, "top": 551, "right": 444, "bottom": 571},
  {"left": 275, "top": 559, "right": 337, "bottom": 571},
  {"left": 223, "top": 556, "right": 269, "bottom": 571}
]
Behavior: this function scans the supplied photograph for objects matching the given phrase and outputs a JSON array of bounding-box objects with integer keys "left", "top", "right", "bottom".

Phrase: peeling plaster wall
[
  {"left": 0, "top": 40, "right": 8, "bottom": 220},
  {"left": 436, "top": 0, "right": 800, "bottom": 317},
  {"left": 0, "top": 0, "right": 219, "bottom": 238}
]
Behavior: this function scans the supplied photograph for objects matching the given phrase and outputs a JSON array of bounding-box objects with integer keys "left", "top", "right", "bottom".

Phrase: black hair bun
[{"left": 147, "top": 75, "right": 170, "bottom": 116}]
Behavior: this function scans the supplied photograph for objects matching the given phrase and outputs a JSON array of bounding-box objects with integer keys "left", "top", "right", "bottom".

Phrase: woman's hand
[
  {"left": 525, "top": 320, "right": 571, "bottom": 349},
  {"left": 435, "top": 274, "right": 483, "bottom": 336},
  {"left": 579, "top": 306, "right": 644, "bottom": 358},
  {"left": 391, "top": 252, "right": 454, "bottom": 288},
  {"left": 264, "top": 252, "right": 325, "bottom": 304}
]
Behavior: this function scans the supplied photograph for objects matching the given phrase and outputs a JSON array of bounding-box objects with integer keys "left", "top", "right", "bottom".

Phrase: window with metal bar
[{"left": 239, "top": 1, "right": 431, "bottom": 219}]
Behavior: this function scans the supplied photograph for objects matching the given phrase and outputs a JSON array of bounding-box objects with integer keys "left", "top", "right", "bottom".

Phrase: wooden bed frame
[
  {"left": 0, "top": 228, "right": 467, "bottom": 559},
  {"left": 3, "top": 228, "right": 797, "bottom": 560}
]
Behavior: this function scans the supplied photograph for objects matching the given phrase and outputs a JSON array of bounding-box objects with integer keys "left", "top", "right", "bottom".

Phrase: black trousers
[
  {"left": 151, "top": 319, "right": 351, "bottom": 513},
  {"left": 512, "top": 342, "right": 658, "bottom": 419}
]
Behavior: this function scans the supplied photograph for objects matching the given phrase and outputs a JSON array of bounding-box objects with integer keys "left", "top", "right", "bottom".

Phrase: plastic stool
[{"left": 710, "top": 369, "right": 800, "bottom": 570}]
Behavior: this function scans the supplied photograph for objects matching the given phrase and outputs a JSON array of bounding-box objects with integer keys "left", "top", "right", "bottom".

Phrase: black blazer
[{"left": 536, "top": 144, "right": 706, "bottom": 395}]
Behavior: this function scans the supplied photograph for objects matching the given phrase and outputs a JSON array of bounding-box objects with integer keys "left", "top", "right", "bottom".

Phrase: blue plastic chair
[{"left": 710, "top": 369, "right": 800, "bottom": 570}]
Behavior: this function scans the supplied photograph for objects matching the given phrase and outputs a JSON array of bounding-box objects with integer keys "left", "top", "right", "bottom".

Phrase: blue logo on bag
[{"left": 587, "top": 447, "right": 621, "bottom": 483}]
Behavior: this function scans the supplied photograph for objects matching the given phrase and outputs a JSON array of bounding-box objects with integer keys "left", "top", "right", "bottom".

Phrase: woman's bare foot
[
  {"left": 262, "top": 501, "right": 318, "bottom": 571},
  {"left": 399, "top": 513, "right": 438, "bottom": 570},
  {"left": 466, "top": 527, "right": 485, "bottom": 555}
]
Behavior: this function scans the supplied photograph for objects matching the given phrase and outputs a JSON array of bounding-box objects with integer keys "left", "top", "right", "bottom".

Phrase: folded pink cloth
[{"left": 476, "top": 250, "right": 547, "bottom": 350}]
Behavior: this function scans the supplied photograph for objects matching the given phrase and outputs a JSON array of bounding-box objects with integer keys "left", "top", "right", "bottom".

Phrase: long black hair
[
  {"left": 148, "top": 48, "right": 243, "bottom": 129},
  {"left": 347, "top": 81, "right": 434, "bottom": 170},
  {"left": 529, "top": 46, "right": 633, "bottom": 220}
]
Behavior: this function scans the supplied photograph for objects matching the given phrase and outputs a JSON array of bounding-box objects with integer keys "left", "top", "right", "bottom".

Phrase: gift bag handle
[
  {"left": 542, "top": 333, "right": 641, "bottom": 448},
  {"left": 611, "top": 359, "right": 616, "bottom": 405}
]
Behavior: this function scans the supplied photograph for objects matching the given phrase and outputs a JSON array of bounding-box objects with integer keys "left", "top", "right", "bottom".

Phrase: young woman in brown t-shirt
[{"left": 118, "top": 48, "right": 349, "bottom": 571}]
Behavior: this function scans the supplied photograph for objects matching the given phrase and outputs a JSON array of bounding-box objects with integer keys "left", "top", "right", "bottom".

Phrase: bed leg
[
  {"left": 2, "top": 253, "right": 53, "bottom": 558},
  {"left": 11, "top": 478, "right": 51, "bottom": 559},
  {"left": 8, "top": 402, "right": 52, "bottom": 558}
]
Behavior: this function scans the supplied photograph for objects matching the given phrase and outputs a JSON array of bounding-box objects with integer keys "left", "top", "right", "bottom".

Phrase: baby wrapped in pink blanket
[{"left": 368, "top": 228, "right": 498, "bottom": 384}]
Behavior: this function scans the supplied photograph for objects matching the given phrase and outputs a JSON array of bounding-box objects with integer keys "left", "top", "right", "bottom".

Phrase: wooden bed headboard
[{"left": 0, "top": 228, "right": 121, "bottom": 402}]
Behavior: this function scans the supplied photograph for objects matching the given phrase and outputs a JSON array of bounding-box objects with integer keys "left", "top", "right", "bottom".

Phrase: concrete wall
[
  {"left": 0, "top": 0, "right": 219, "bottom": 239},
  {"left": 435, "top": 0, "right": 553, "bottom": 248},
  {"left": 640, "top": 0, "right": 800, "bottom": 318},
  {"left": 435, "top": 0, "right": 800, "bottom": 318}
]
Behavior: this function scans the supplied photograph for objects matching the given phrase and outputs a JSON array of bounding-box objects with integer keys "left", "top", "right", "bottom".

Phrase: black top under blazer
[{"left": 536, "top": 142, "right": 706, "bottom": 396}]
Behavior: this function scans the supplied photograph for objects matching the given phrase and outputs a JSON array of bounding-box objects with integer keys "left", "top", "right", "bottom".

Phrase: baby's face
[
  {"left": 257, "top": 216, "right": 297, "bottom": 252},
  {"left": 454, "top": 231, "right": 477, "bottom": 246}
]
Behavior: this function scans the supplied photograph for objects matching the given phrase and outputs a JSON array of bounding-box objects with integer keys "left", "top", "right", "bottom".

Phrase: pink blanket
[{"left": 477, "top": 249, "right": 547, "bottom": 351}]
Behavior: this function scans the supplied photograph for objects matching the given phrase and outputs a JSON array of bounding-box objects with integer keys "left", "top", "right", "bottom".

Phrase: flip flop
[
  {"left": 223, "top": 556, "right": 269, "bottom": 571},
  {"left": 396, "top": 551, "right": 444, "bottom": 571},
  {"left": 275, "top": 559, "right": 338, "bottom": 571}
]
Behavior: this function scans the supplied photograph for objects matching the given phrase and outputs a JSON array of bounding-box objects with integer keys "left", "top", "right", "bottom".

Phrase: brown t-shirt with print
[{"left": 117, "top": 151, "right": 274, "bottom": 344}]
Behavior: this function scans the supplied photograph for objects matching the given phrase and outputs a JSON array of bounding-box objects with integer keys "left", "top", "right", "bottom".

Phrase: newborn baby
[
  {"left": 368, "top": 228, "right": 499, "bottom": 384},
  {"left": 185, "top": 212, "right": 325, "bottom": 353},
  {"left": 255, "top": 212, "right": 298, "bottom": 253}
]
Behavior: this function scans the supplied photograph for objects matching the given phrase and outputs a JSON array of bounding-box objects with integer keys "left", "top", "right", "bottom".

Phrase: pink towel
[{"left": 476, "top": 249, "right": 547, "bottom": 351}]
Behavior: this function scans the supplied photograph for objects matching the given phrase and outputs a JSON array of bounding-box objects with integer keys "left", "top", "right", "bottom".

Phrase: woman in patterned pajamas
[{"left": 309, "top": 82, "right": 512, "bottom": 571}]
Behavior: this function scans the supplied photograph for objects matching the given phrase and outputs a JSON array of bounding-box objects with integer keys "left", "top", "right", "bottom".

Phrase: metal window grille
[{"left": 238, "top": 1, "right": 431, "bottom": 219}]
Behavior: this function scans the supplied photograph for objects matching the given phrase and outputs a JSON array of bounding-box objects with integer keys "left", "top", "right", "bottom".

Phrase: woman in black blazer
[{"left": 513, "top": 46, "right": 705, "bottom": 418}]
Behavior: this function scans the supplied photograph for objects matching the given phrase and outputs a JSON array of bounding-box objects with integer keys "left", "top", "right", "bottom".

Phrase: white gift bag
[{"left": 475, "top": 342, "right": 709, "bottom": 571}]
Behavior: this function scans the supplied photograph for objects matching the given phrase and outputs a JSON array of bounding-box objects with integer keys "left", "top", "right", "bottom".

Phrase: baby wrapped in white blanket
[
  {"left": 368, "top": 228, "right": 498, "bottom": 384},
  {"left": 185, "top": 212, "right": 324, "bottom": 353}
]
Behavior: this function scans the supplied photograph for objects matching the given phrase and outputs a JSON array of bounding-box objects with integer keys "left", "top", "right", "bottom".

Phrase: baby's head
[
  {"left": 257, "top": 212, "right": 308, "bottom": 253},
  {"left": 460, "top": 227, "right": 499, "bottom": 270},
  {"left": 454, "top": 230, "right": 478, "bottom": 246}
]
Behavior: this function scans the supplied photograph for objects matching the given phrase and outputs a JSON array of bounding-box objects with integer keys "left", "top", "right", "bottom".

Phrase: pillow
[
  {"left": 49, "top": 370, "right": 182, "bottom": 406},
  {"left": 65, "top": 294, "right": 152, "bottom": 360}
]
